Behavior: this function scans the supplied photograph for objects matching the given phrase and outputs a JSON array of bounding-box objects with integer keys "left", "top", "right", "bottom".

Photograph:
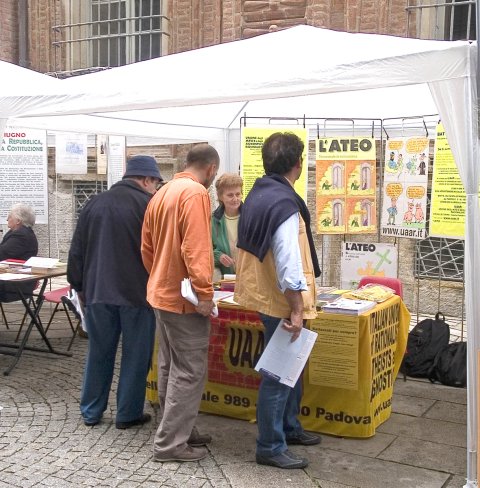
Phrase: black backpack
[
  {"left": 400, "top": 312, "right": 450, "bottom": 378},
  {"left": 429, "top": 342, "right": 467, "bottom": 387}
]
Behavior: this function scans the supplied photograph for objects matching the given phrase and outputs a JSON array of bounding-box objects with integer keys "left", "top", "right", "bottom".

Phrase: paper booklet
[
  {"left": 254, "top": 320, "right": 318, "bottom": 388},
  {"left": 322, "top": 297, "right": 376, "bottom": 315},
  {"left": 181, "top": 278, "right": 220, "bottom": 317}
]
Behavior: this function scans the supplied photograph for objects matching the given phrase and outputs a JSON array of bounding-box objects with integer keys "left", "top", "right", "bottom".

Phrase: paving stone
[
  {"left": 394, "top": 378, "right": 467, "bottom": 404},
  {"left": 306, "top": 448, "right": 450, "bottom": 488},
  {"left": 319, "top": 431, "right": 396, "bottom": 457},
  {"left": 378, "top": 436, "right": 466, "bottom": 476},
  {"left": 377, "top": 412, "right": 466, "bottom": 448},
  {"left": 392, "top": 392, "right": 437, "bottom": 416},
  {"left": 424, "top": 400, "right": 467, "bottom": 424}
]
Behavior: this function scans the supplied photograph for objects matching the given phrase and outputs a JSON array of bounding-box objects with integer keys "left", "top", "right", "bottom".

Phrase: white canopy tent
[{"left": 1, "top": 25, "right": 478, "bottom": 486}]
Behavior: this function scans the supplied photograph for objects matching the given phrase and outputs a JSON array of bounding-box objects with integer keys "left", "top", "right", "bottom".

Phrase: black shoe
[
  {"left": 187, "top": 426, "right": 212, "bottom": 447},
  {"left": 116, "top": 413, "right": 152, "bottom": 430},
  {"left": 84, "top": 419, "right": 99, "bottom": 427},
  {"left": 256, "top": 450, "right": 308, "bottom": 469},
  {"left": 286, "top": 431, "right": 321, "bottom": 446}
]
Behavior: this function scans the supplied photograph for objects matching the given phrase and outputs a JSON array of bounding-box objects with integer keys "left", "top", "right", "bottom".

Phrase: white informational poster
[
  {"left": 380, "top": 137, "right": 429, "bottom": 240},
  {"left": 55, "top": 132, "right": 88, "bottom": 174},
  {"left": 0, "top": 128, "right": 48, "bottom": 224},
  {"left": 107, "top": 136, "right": 126, "bottom": 188},
  {"left": 96, "top": 134, "right": 108, "bottom": 175},
  {"left": 340, "top": 242, "right": 398, "bottom": 289}
]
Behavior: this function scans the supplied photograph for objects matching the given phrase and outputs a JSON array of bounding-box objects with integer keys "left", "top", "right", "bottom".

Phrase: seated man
[{"left": 0, "top": 203, "right": 38, "bottom": 302}]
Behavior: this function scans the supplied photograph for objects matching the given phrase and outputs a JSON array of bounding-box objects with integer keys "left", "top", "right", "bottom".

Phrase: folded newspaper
[{"left": 181, "top": 278, "right": 220, "bottom": 317}]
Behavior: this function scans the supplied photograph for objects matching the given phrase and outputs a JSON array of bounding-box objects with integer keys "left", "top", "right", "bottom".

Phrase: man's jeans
[
  {"left": 80, "top": 303, "right": 155, "bottom": 424},
  {"left": 256, "top": 313, "right": 304, "bottom": 457}
]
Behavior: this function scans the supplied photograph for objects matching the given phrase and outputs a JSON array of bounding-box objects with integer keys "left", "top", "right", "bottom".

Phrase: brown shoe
[
  {"left": 188, "top": 426, "right": 212, "bottom": 447},
  {"left": 153, "top": 445, "right": 208, "bottom": 462}
]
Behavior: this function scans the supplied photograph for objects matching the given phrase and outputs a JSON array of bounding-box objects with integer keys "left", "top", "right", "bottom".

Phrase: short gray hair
[{"left": 9, "top": 203, "right": 36, "bottom": 227}]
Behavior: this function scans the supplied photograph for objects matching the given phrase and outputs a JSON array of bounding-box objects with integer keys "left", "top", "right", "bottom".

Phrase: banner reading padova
[
  {"left": 240, "top": 127, "right": 308, "bottom": 200},
  {"left": 429, "top": 123, "right": 465, "bottom": 239},
  {"left": 0, "top": 128, "right": 48, "bottom": 224},
  {"left": 316, "top": 137, "right": 376, "bottom": 234},
  {"left": 381, "top": 136, "right": 429, "bottom": 240}
]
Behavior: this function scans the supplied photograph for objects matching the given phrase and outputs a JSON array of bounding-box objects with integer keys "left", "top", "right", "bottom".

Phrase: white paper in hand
[
  {"left": 255, "top": 320, "right": 318, "bottom": 388},
  {"left": 181, "top": 278, "right": 218, "bottom": 317}
]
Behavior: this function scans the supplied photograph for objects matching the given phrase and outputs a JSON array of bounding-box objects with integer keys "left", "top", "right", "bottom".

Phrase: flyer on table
[
  {"left": 316, "top": 137, "right": 376, "bottom": 234},
  {"left": 381, "top": 136, "right": 429, "bottom": 240},
  {"left": 240, "top": 127, "right": 308, "bottom": 200}
]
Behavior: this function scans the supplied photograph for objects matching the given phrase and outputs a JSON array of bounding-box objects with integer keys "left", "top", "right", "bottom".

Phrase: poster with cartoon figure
[
  {"left": 381, "top": 137, "right": 429, "bottom": 239},
  {"left": 316, "top": 137, "right": 376, "bottom": 234}
]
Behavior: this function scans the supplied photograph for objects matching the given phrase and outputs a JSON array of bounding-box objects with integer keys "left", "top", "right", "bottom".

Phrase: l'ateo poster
[
  {"left": 340, "top": 242, "right": 398, "bottom": 289},
  {"left": 240, "top": 127, "right": 308, "bottom": 200},
  {"left": 316, "top": 137, "right": 376, "bottom": 234},
  {"left": 0, "top": 128, "right": 48, "bottom": 224},
  {"left": 429, "top": 123, "right": 465, "bottom": 239},
  {"left": 381, "top": 137, "right": 429, "bottom": 240}
]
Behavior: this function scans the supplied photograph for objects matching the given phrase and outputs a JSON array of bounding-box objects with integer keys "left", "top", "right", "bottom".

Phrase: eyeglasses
[{"left": 156, "top": 180, "right": 165, "bottom": 190}]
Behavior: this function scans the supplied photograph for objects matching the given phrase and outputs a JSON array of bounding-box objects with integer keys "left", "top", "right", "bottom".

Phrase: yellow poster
[
  {"left": 316, "top": 137, "right": 376, "bottom": 234},
  {"left": 302, "top": 296, "right": 410, "bottom": 438},
  {"left": 309, "top": 315, "right": 359, "bottom": 390},
  {"left": 240, "top": 127, "right": 308, "bottom": 200},
  {"left": 429, "top": 123, "right": 466, "bottom": 238}
]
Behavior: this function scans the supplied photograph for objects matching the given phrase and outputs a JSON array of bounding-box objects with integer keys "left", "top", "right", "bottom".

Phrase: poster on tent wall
[
  {"left": 340, "top": 242, "right": 397, "bottom": 289},
  {"left": 380, "top": 136, "right": 429, "bottom": 240},
  {"left": 429, "top": 123, "right": 465, "bottom": 239},
  {"left": 107, "top": 136, "right": 126, "bottom": 189},
  {"left": 55, "top": 132, "right": 88, "bottom": 174},
  {"left": 316, "top": 137, "right": 376, "bottom": 234},
  {"left": 96, "top": 134, "right": 108, "bottom": 175},
  {"left": 240, "top": 127, "right": 308, "bottom": 200},
  {"left": 0, "top": 128, "right": 48, "bottom": 224}
]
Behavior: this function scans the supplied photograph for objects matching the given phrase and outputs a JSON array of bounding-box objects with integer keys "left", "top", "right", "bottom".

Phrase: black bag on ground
[
  {"left": 429, "top": 342, "right": 467, "bottom": 388},
  {"left": 400, "top": 312, "right": 450, "bottom": 378}
]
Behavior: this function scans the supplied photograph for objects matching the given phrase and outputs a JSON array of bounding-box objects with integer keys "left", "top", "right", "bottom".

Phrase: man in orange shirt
[{"left": 141, "top": 144, "right": 218, "bottom": 463}]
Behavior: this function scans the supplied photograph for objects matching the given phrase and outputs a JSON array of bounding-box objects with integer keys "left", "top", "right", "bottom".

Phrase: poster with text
[
  {"left": 316, "top": 137, "right": 376, "bottom": 234},
  {"left": 55, "top": 132, "right": 88, "bottom": 174},
  {"left": 381, "top": 137, "right": 429, "bottom": 240},
  {"left": 96, "top": 134, "right": 108, "bottom": 175},
  {"left": 0, "top": 128, "right": 48, "bottom": 224},
  {"left": 107, "top": 136, "right": 126, "bottom": 189},
  {"left": 429, "top": 123, "right": 465, "bottom": 239},
  {"left": 340, "top": 242, "right": 398, "bottom": 289},
  {"left": 240, "top": 127, "right": 308, "bottom": 200}
]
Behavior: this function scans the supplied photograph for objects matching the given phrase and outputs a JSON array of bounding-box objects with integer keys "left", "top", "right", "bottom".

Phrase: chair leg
[
  {"left": 0, "top": 303, "right": 9, "bottom": 330},
  {"left": 67, "top": 320, "right": 81, "bottom": 351},
  {"left": 15, "top": 296, "right": 36, "bottom": 342},
  {"left": 61, "top": 303, "right": 76, "bottom": 334},
  {"left": 44, "top": 302, "right": 61, "bottom": 334}
]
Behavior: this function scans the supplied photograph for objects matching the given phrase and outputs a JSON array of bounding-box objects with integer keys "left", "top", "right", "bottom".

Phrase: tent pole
[{"left": 464, "top": 6, "right": 480, "bottom": 485}]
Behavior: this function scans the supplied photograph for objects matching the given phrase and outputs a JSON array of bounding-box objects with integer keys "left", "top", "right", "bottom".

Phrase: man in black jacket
[{"left": 67, "top": 155, "right": 163, "bottom": 428}]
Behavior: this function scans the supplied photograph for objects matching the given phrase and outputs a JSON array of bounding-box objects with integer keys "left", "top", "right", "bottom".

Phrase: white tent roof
[{"left": 1, "top": 27, "right": 479, "bottom": 486}]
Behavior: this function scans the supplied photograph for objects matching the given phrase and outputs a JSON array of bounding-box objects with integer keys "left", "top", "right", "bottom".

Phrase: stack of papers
[{"left": 322, "top": 297, "right": 376, "bottom": 315}]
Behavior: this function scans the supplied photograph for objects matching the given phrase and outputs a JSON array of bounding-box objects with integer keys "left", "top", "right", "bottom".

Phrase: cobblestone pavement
[{"left": 0, "top": 303, "right": 469, "bottom": 488}]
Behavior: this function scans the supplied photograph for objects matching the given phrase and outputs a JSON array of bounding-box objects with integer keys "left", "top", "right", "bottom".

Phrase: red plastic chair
[
  {"left": 43, "top": 286, "right": 81, "bottom": 351},
  {"left": 357, "top": 276, "right": 403, "bottom": 299}
]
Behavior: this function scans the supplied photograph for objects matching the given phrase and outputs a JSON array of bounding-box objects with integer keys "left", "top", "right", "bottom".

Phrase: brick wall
[
  {"left": 0, "top": 0, "right": 18, "bottom": 63},
  {"left": 28, "top": 0, "right": 62, "bottom": 72}
]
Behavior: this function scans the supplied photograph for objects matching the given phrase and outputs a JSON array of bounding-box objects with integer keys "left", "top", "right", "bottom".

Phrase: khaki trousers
[{"left": 153, "top": 309, "right": 210, "bottom": 457}]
